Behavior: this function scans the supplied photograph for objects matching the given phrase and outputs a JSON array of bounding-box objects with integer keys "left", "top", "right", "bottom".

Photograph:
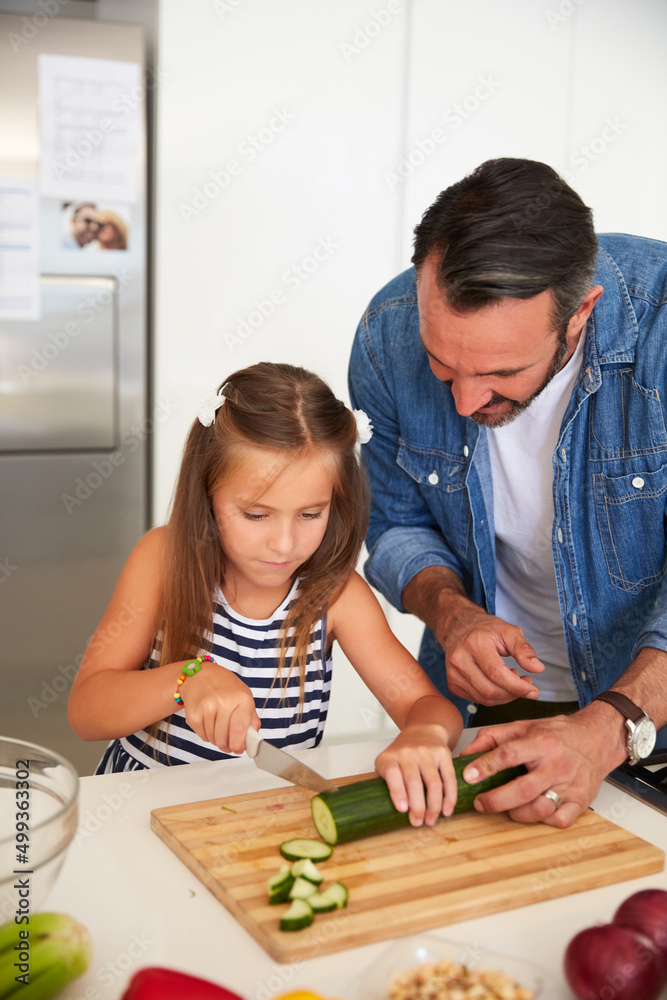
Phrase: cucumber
[
  {"left": 279, "top": 838, "right": 333, "bottom": 861},
  {"left": 279, "top": 899, "right": 314, "bottom": 932},
  {"left": 288, "top": 876, "right": 318, "bottom": 900},
  {"left": 267, "top": 864, "right": 294, "bottom": 904},
  {"left": 290, "top": 858, "right": 323, "bottom": 883},
  {"left": 311, "top": 751, "right": 527, "bottom": 845},
  {"left": 309, "top": 882, "right": 348, "bottom": 913}
]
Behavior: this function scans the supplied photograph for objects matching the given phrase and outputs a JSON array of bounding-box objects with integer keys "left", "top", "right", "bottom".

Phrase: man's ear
[{"left": 569, "top": 285, "right": 604, "bottom": 336}]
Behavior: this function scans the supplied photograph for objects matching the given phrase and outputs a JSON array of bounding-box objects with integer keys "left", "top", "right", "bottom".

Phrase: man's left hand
[{"left": 461, "top": 707, "right": 627, "bottom": 827}]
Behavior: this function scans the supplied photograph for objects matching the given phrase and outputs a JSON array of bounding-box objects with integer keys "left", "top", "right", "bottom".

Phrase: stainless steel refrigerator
[{"left": 0, "top": 11, "right": 149, "bottom": 773}]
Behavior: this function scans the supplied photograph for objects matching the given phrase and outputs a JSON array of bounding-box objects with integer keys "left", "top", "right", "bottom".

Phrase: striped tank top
[{"left": 95, "top": 578, "right": 332, "bottom": 773}]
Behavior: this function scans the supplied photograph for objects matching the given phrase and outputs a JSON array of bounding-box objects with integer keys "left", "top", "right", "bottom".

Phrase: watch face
[{"left": 631, "top": 717, "right": 657, "bottom": 761}]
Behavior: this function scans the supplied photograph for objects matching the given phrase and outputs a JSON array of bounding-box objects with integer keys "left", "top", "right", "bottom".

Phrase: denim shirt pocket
[
  {"left": 589, "top": 369, "right": 667, "bottom": 459},
  {"left": 593, "top": 464, "right": 667, "bottom": 592},
  {"left": 397, "top": 440, "right": 470, "bottom": 559}
]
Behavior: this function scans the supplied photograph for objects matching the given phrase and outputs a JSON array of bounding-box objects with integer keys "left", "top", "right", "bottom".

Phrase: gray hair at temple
[{"left": 411, "top": 158, "right": 598, "bottom": 337}]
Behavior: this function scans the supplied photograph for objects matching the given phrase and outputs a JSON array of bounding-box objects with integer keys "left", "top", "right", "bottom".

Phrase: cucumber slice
[
  {"left": 279, "top": 899, "right": 314, "bottom": 932},
  {"left": 311, "top": 752, "right": 527, "bottom": 845},
  {"left": 288, "top": 876, "right": 318, "bottom": 900},
  {"left": 279, "top": 838, "right": 333, "bottom": 861},
  {"left": 290, "top": 858, "right": 323, "bottom": 884},
  {"left": 267, "top": 864, "right": 294, "bottom": 904},
  {"left": 311, "top": 796, "right": 339, "bottom": 846},
  {"left": 309, "top": 882, "right": 348, "bottom": 913},
  {"left": 267, "top": 863, "right": 291, "bottom": 890}
]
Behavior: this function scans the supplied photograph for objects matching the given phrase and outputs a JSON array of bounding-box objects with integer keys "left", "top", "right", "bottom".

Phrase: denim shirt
[{"left": 349, "top": 233, "right": 667, "bottom": 721}]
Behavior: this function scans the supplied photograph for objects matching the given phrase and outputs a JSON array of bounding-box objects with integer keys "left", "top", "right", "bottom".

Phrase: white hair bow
[
  {"left": 353, "top": 409, "right": 373, "bottom": 444},
  {"left": 197, "top": 385, "right": 227, "bottom": 427}
]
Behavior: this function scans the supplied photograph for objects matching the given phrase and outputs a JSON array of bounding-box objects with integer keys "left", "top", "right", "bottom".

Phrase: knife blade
[{"left": 245, "top": 726, "right": 338, "bottom": 793}]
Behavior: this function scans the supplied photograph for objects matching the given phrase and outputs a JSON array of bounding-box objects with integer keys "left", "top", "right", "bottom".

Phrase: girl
[{"left": 68, "top": 363, "right": 463, "bottom": 827}]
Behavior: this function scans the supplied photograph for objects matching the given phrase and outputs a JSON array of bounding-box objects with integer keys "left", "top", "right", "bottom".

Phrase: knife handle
[{"left": 245, "top": 725, "right": 261, "bottom": 759}]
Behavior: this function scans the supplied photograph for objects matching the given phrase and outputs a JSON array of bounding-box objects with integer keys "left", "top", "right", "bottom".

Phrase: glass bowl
[
  {"left": 353, "top": 932, "right": 548, "bottom": 999},
  {"left": 0, "top": 736, "right": 79, "bottom": 923}
]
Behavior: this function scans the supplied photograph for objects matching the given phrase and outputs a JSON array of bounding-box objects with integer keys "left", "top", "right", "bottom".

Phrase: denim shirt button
[
  {"left": 561, "top": 448, "right": 566, "bottom": 461},
  {"left": 558, "top": 528, "right": 563, "bottom": 543},
  {"left": 572, "top": 613, "right": 577, "bottom": 626},
  {"left": 463, "top": 445, "right": 469, "bottom": 458},
  {"left": 632, "top": 476, "right": 645, "bottom": 489},
  {"left": 581, "top": 671, "right": 587, "bottom": 681},
  {"left": 428, "top": 471, "right": 439, "bottom": 485}
]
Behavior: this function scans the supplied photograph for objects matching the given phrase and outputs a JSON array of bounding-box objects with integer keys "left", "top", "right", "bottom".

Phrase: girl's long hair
[{"left": 159, "top": 361, "right": 369, "bottom": 712}]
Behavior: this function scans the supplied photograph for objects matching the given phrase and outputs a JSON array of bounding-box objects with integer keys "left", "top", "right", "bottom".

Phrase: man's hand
[
  {"left": 402, "top": 567, "right": 544, "bottom": 706},
  {"left": 437, "top": 594, "right": 545, "bottom": 705},
  {"left": 460, "top": 703, "right": 628, "bottom": 827}
]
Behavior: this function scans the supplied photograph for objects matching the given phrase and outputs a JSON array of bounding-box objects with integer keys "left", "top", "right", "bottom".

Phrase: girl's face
[{"left": 211, "top": 449, "right": 334, "bottom": 599}]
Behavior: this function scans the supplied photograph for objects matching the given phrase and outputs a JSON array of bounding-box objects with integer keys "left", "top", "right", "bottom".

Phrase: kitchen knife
[{"left": 245, "top": 726, "right": 338, "bottom": 793}]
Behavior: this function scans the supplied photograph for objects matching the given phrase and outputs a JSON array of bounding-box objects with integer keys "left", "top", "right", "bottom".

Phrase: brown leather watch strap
[{"left": 593, "top": 690, "right": 644, "bottom": 724}]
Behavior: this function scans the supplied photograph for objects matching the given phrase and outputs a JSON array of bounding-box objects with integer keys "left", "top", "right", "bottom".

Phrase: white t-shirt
[{"left": 486, "top": 331, "right": 585, "bottom": 701}]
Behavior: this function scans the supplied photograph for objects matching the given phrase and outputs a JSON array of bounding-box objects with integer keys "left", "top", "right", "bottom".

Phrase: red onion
[
  {"left": 563, "top": 923, "right": 664, "bottom": 1000},
  {"left": 613, "top": 888, "right": 667, "bottom": 972}
]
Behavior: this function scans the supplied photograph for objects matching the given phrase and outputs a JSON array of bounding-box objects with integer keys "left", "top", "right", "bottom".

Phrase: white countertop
[{"left": 47, "top": 736, "right": 667, "bottom": 1000}]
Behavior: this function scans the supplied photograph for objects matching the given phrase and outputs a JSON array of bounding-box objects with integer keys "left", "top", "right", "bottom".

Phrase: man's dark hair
[
  {"left": 412, "top": 158, "right": 598, "bottom": 335},
  {"left": 72, "top": 202, "right": 96, "bottom": 218}
]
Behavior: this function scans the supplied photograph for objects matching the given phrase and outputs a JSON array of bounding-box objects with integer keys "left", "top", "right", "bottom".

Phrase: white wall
[{"left": 154, "top": 0, "right": 667, "bottom": 744}]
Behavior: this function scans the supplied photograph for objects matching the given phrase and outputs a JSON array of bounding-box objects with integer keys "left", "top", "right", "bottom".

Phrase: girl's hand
[
  {"left": 375, "top": 724, "right": 458, "bottom": 828},
  {"left": 179, "top": 662, "right": 260, "bottom": 755}
]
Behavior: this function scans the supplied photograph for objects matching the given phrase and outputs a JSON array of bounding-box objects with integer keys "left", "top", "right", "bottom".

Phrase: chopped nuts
[{"left": 387, "top": 958, "right": 534, "bottom": 1000}]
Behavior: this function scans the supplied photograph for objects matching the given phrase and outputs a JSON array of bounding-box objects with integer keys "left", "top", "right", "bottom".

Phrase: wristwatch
[{"left": 593, "top": 691, "right": 657, "bottom": 765}]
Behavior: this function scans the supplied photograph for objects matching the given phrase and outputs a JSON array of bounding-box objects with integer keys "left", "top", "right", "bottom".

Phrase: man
[
  {"left": 349, "top": 157, "right": 666, "bottom": 829},
  {"left": 64, "top": 202, "right": 100, "bottom": 249}
]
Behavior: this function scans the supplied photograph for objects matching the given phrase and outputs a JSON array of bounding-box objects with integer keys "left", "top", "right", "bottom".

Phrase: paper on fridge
[
  {"left": 0, "top": 179, "right": 40, "bottom": 320},
  {"left": 38, "top": 54, "right": 142, "bottom": 204}
]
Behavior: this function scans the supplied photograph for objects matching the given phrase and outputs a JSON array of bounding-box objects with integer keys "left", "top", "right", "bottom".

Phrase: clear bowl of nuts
[{"left": 353, "top": 933, "right": 548, "bottom": 1000}]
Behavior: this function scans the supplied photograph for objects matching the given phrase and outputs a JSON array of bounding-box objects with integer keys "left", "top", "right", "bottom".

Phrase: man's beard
[{"left": 469, "top": 334, "right": 570, "bottom": 428}]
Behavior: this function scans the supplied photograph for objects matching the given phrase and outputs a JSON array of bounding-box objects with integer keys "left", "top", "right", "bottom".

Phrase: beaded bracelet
[{"left": 173, "top": 654, "right": 214, "bottom": 707}]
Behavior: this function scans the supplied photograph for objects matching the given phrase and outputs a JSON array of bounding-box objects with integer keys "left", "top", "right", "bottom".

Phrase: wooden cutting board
[{"left": 151, "top": 774, "right": 665, "bottom": 963}]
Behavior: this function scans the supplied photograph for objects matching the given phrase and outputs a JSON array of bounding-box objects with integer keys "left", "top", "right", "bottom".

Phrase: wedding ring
[{"left": 542, "top": 788, "right": 563, "bottom": 808}]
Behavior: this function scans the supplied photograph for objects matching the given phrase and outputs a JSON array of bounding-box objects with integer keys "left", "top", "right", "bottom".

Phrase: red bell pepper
[{"left": 120, "top": 966, "right": 246, "bottom": 1000}]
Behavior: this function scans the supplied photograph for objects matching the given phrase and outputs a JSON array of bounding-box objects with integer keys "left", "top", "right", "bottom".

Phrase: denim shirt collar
[{"left": 580, "top": 246, "right": 639, "bottom": 397}]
